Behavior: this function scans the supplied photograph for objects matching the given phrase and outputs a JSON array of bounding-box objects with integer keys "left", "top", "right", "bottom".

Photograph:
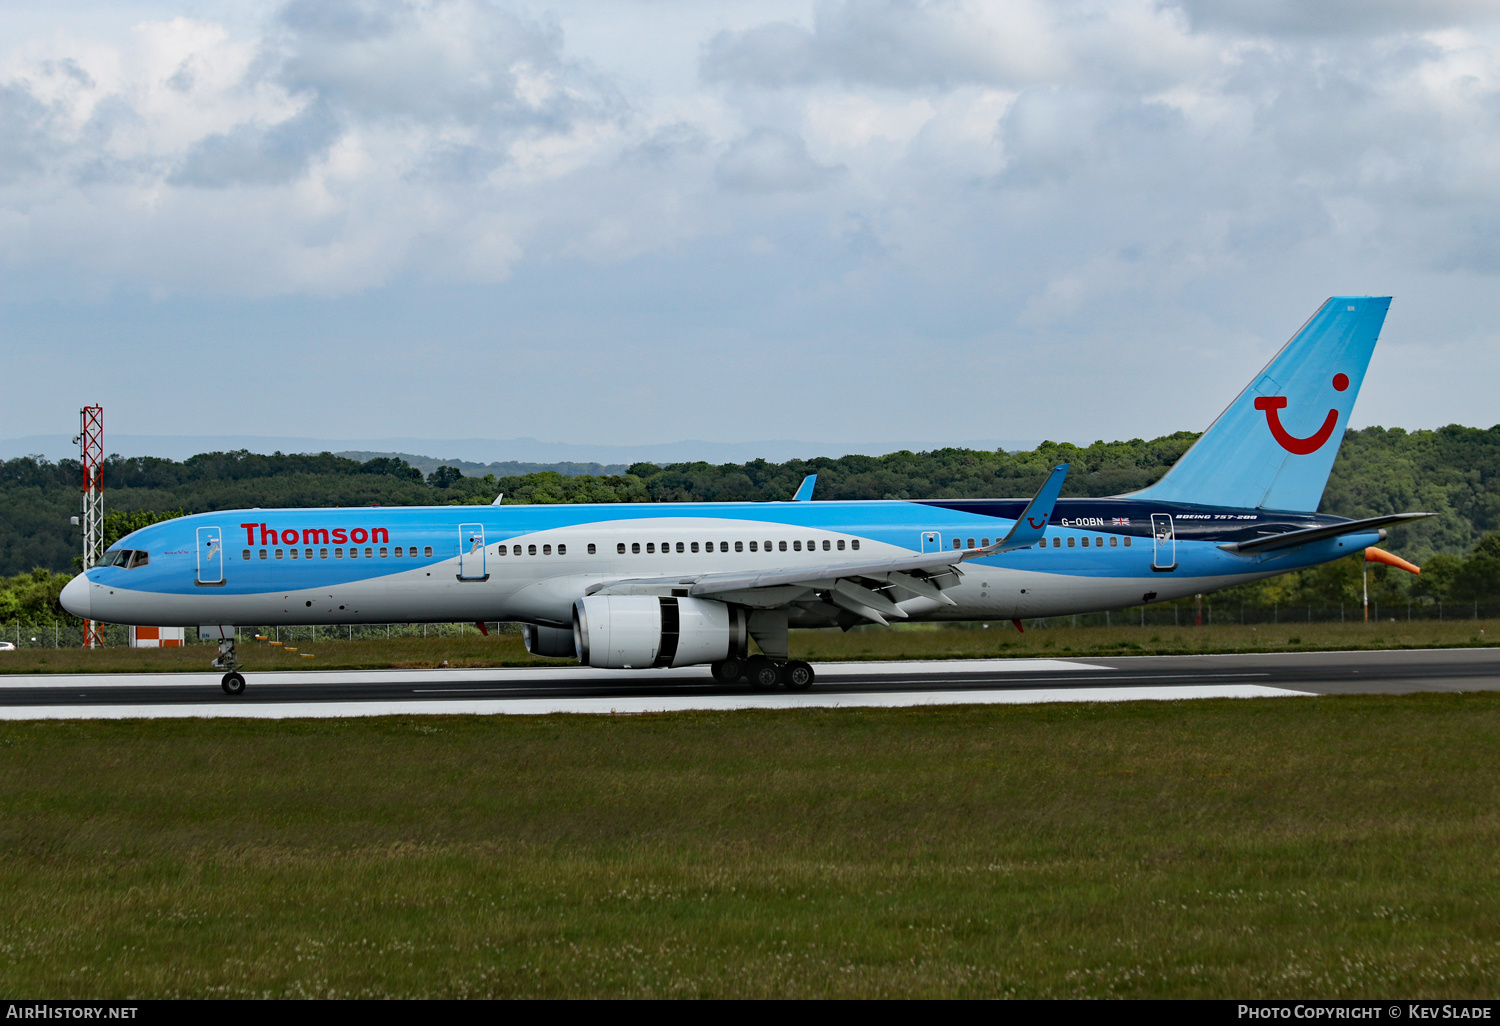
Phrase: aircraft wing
[
  {"left": 1219, "top": 512, "right": 1437, "bottom": 554},
  {"left": 585, "top": 464, "right": 1069, "bottom": 624}
]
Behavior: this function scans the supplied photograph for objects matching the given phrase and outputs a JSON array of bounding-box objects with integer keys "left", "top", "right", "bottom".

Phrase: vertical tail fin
[{"left": 1130, "top": 296, "right": 1390, "bottom": 511}]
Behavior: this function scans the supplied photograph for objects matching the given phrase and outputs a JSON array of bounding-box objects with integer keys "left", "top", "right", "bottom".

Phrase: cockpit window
[
  {"left": 96, "top": 549, "right": 148, "bottom": 568},
  {"left": 126, "top": 551, "right": 148, "bottom": 568}
]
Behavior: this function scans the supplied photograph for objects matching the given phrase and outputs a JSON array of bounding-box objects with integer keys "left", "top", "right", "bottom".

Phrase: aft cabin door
[
  {"left": 195, "top": 526, "right": 223, "bottom": 585},
  {"left": 1150, "top": 514, "right": 1177, "bottom": 572},
  {"left": 921, "top": 531, "right": 943, "bottom": 553},
  {"left": 458, "top": 523, "right": 488, "bottom": 581}
]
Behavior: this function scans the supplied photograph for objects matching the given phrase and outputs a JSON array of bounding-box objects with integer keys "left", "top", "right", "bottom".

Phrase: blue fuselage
[{"left": 68, "top": 496, "right": 1374, "bottom": 629}]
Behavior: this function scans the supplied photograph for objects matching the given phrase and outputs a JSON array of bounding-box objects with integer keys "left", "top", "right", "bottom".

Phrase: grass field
[
  {"left": 1, "top": 618, "right": 1496, "bottom": 674},
  {"left": 2, "top": 694, "right": 1498, "bottom": 998}
]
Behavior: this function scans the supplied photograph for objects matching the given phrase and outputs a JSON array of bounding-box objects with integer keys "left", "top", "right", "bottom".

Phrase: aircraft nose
[{"left": 60, "top": 573, "right": 92, "bottom": 619}]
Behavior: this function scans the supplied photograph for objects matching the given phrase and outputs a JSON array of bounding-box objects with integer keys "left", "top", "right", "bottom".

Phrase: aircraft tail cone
[{"left": 1365, "top": 546, "right": 1420, "bottom": 574}]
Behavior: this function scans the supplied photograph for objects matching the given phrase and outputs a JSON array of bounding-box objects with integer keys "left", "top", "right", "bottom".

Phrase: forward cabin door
[
  {"left": 195, "top": 526, "right": 223, "bottom": 585},
  {"left": 458, "top": 523, "right": 488, "bottom": 580},
  {"left": 1150, "top": 514, "right": 1177, "bottom": 572}
]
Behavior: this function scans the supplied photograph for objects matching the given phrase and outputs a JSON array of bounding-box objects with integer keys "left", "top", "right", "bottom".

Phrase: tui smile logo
[{"left": 1253, "top": 373, "right": 1349, "bottom": 455}]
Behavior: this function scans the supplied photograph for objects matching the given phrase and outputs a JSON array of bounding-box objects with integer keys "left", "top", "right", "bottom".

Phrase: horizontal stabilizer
[{"left": 1220, "top": 512, "right": 1435, "bottom": 554}]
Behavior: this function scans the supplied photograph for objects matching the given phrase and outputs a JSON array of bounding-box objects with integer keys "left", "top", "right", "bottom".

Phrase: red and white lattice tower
[{"left": 80, "top": 404, "right": 104, "bottom": 648}]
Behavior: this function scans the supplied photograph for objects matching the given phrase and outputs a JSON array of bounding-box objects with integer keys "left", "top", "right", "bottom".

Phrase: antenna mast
[{"left": 80, "top": 404, "right": 103, "bottom": 648}]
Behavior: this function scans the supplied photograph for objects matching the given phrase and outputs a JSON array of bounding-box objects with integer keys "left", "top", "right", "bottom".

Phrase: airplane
[{"left": 60, "top": 296, "right": 1433, "bottom": 696}]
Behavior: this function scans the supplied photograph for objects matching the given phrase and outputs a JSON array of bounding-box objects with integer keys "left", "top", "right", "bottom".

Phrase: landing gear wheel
[
  {"left": 746, "top": 656, "right": 781, "bottom": 690},
  {"left": 783, "top": 661, "right": 815, "bottom": 691},
  {"left": 712, "top": 658, "right": 745, "bottom": 683},
  {"left": 221, "top": 672, "right": 246, "bottom": 696}
]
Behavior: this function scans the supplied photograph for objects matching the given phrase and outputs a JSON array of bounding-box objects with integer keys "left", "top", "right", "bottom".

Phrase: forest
[{"left": 3, "top": 424, "right": 1499, "bottom": 624}]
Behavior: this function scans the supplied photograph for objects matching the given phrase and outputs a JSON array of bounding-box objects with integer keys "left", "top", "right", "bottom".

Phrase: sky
[{"left": 2, "top": 0, "right": 1499, "bottom": 459}]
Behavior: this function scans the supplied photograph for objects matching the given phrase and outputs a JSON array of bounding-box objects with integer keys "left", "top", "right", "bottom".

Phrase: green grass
[
  {"left": 2, "top": 618, "right": 1495, "bottom": 673},
  {"left": 3, "top": 695, "right": 1499, "bottom": 997}
]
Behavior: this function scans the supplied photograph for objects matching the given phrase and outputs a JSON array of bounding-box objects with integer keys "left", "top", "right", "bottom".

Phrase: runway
[{"left": 2, "top": 648, "right": 1497, "bottom": 719}]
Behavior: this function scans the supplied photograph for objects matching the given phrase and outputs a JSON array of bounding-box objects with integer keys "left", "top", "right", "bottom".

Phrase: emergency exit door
[
  {"left": 458, "top": 523, "right": 488, "bottom": 580},
  {"left": 1150, "top": 514, "right": 1177, "bottom": 572},
  {"left": 196, "top": 526, "right": 224, "bottom": 585}
]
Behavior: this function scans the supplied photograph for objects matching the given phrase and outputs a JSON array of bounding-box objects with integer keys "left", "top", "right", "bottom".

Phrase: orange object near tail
[
  {"left": 1365, "top": 547, "right": 1420, "bottom": 574},
  {"left": 1012, "top": 618, "right": 1025, "bottom": 633},
  {"left": 475, "top": 621, "right": 489, "bottom": 635}
]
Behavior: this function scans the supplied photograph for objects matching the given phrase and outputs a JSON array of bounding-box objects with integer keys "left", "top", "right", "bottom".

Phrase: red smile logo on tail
[{"left": 1253, "top": 374, "right": 1349, "bottom": 455}]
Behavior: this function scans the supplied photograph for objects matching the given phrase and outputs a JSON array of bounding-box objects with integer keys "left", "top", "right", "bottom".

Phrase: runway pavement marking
[
  {"left": 407, "top": 672, "right": 1272, "bottom": 694},
  {"left": 0, "top": 684, "right": 1313, "bottom": 720}
]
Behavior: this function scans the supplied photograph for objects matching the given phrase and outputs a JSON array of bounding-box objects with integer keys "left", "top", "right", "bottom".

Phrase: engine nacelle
[
  {"left": 522, "top": 623, "right": 578, "bottom": 659},
  {"left": 573, "top": 595, "right": 747, "bottom": 669}
]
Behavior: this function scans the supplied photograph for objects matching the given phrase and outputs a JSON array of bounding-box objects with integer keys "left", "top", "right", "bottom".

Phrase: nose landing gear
[{"left": 210, "top": 633, "right": 245, "bottom": 695}]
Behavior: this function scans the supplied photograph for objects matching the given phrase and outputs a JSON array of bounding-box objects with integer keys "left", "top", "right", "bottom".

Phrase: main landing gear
[
  {"left": 711, "top": 657, "right": 816, "bottom": 691},
  {"left": 211, "top": 635, "right": 246, "bottom": 695}
]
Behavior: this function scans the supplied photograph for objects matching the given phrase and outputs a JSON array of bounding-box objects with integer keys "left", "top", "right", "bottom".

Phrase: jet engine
[
  {"left": 522, "top": 623, "right": 578, "bottom": 659},
  {"left": 573, "top": 595, "right": 747, "bottom": 669}
]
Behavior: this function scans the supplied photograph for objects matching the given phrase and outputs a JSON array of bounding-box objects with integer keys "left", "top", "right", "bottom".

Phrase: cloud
[{"left": 716, "top": 128, "right": 844, "bottom": 193}]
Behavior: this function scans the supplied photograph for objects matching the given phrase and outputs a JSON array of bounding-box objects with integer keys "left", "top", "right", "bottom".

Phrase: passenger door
[
  {"left": 921, "top": 531, "right": 943, "bottom": 553},
  {"left": 458, "top": 523, "right": 488, "bottom": 580},
  {"left": 1150, "top": 514, "right": 1177, "bottom": 572},
  {"left": 195, "top": 526, "right": 223, "bottom": 585}
]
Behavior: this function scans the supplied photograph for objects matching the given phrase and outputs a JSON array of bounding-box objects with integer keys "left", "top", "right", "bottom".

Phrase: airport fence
[
  {"left": 4, "top": 602, "right": 1499, "bottom": 650},
  {"left": 0, "top": 620, "right": 521, "bottom": 650}
]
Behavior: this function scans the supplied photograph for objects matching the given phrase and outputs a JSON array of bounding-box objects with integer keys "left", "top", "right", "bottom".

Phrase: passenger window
[
  {"left": 793, "top": 540, "right": 802, "bottom": 551},
  {"left": 423, "top": 546, "right": 433, "bottom": 557},
  {"left": 1096, "top": 538, "right": 1103, "bottom": 547},
  {"left": 967, "top": 538, "right": 975, "bottom": 548},
  {"left": 836, "top": 540, "right": 845, "bottom": 550},
  {"left": 851, "top": 539, "right": 860, "bottom": 550},
  {"left": 647, "top": 542, "right": 655, "bottom": 554},
  {"left": 275, "top": 549, "right": 284, "bottom": 559},
  {"left": 1066, "top": 537, "right": 1074, "bottom": 548},
  {"left": 587, "top": 543, "right": 596, "bottom": 555},
  {"left": 1124, "top": 536, "right": 1132, "bottom": 547},
  {"left": 543, "top": 544, "right": 552, "bottom": 555},
  {"left": 952, "top": 538, "right": 961, "bottom": 550},
  {"left": 720, "top": 542, "right": 729, "bottom": 552},
  {"left": 259, "top": 549, "right": 267, "bottom": 559},
  {"left": 779, "top": 540, "right": 788, "bottom": 552},
  {"left": 365, "top": 547, "right": 373, "bottom": 558},
  {"left": 321, "top": 548, "right": 329, "bottom": 558},
  {"left": 335, "top": 548, "right": 343, "bottom": 558},
  {"left": 1081, "top": 537, "right": 1089, "bottom": 547},
  {"left": 764, "top": 540, "right": 772, "bottom": 551},
  {"left": 691, "top": 541, "right": 700, "bottom": 553},
  {"left": 290, "top": 549, "right": 298, "bottom": 559},
  {"left": 749, "top": 541, "right": 757, "bottom": 552},
  {"left": 380, "top": 547, "right": 388, "bottom": 558},
  {"left": 558, "top": 544, "right": 566, "bottom": 555},
  {"left": 243, "top": 549, "right": 251, "bottom": 560},
  {"left": 1109, "top": 536, "right": 1117, "bottom": 547},
  {"left": 617, "top": 543, "right": 626, "bottom": 554},
  {"left": 676, "top": 542, "right": 685, "bottom": 553},
  {"left": 392, "top": 547, "right": 402, "bottom": 558},
  {"left": 1053, "top": 538, "right": 1060, "bottom": 548},
  {"left": 350, "top": 547, "right": 359, "bottom": 558},
  {"left": 982, "top": 538, "right": 990, "bottom": 547},
  {"left": 735, "top": 541, "right": 744, "bottom": 552},
  {"left": 305, "top": 549, "right": 312, "bottom": 559},
  {"left": 822, "top": 540, "right": 830, "bottom": 551},
  {"left": 632, "top": 543, "right": 640, "bottom": 554},
  {"left": 529, "top": 544, "right": 537, "bottom": 555},
  {"left": 497, "top": 546, "right": 506, "bottom": 557}
]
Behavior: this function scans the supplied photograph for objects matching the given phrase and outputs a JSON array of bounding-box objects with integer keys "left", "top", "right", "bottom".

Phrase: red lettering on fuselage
[{"left": 242, "top": 524, "right": 388, "bottom": 548}]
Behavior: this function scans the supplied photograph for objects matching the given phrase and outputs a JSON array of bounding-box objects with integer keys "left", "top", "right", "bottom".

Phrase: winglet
[
  {"left": 792, "top": 474, "right": 817, "bottom": 502},
  {"left": 973, "top": 464, "right": 1069, "bottom": 556}
]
